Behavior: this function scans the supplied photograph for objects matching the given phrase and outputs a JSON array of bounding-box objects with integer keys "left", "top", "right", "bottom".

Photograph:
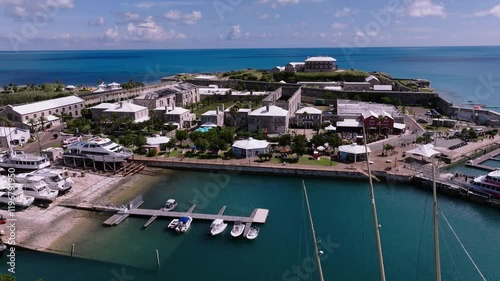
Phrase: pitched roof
[
  {"left": 249, "top": 105, "right": 288, "bottom": 117},
  {"left": 365, "top": 75, "right": 379, "bottom": 82},
  {"left": 339, "top": 143, "right": 371, "bottom": 154},
  {"left": 232, "top": 138, "right": 270, "bottom": 150},
  {"left": 11, "top": 96, "right": 84, "bottom": 115},
  {"left": 165, "top": 107, "right": 190, "bottom": 115},
  {"left": 296, "top": 107, "right": 322, "bottom": 114},
  {"left": 103, "top": 102, "right": 147, "bottom": 113}
]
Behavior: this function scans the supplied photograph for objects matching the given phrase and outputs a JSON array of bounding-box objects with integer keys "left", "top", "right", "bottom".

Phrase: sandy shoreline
[{"left": 0, "top": 167, "right": 166, "bottom": 257}]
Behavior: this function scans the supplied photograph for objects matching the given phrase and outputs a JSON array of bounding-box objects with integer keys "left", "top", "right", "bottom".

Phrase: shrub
[{"left": 147, "top": 148, "right": 158, "bottom": 157}]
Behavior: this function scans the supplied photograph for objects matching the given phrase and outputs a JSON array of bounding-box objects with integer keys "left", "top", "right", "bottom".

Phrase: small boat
[
  {"left": 167, "top": 219, "right": 179, "bottom": 229},
  {"left": 175, "top": 216, "right": 193, "bottom": 233},
  {"left": 245, "top": 226, "right": 260, "bottom": 240},
  {"left": 163, "top": 199, "right": 177, "bottom": 212},
  {"left": 230, "top": 221, "right": 245, "bottom": 237},
  {"left": 0, "top": 215, "right": 6, "bottom": 225},
  {"left": 210, "top": 219, "right": 227, "bottom": 236}
]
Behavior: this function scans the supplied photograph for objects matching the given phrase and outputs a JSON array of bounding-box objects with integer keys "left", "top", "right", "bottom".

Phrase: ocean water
[
  {"left": 2, "top": 171, "right": 499, "bottom": 281},
  {"left": 1, "top": 46, "right": 500, "bottom": 106}
]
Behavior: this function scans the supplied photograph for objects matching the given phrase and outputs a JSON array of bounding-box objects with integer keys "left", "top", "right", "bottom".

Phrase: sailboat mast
[
  {"left": 302, "top": 180, "right": 325, "bottom": 281},
  {"left": 432, "top": 158, "right": 442, "bottom": 281},
  {"left": 362, "top": 127, "right": 386, "bottom": 281}
]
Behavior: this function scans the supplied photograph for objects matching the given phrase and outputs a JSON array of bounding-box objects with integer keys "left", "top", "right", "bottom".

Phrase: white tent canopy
[
  {"left": 339, "top": 143, "right": 371, "bottom": 154},
  {"left": 324, "top": 125, "right": 336, "bottom": 131},
  {"left": 407, "top": 144, "right": 440, "bottom": 158}
]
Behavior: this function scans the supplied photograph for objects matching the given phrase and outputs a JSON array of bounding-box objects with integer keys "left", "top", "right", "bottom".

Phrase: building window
[
  {"left": 69, "top": 106, "right": 72, "bottom": 109},
  {"left": 25, "top": 116, "right": 29, "bottom": 120},
  {"left": 34, "top": 114, "right": 37, "bottom": 118},
  {"left": 49, "top": 111, "right": 52, "bottom": 115},
  {"left": 56, "top": 109, "right": 59, "bottom": 113},
  {"left": 41, "top": 112, "right": 45, "bottom": 116},
  {"left": 75, "top": 111, "right": 78, "bottom": 116}
]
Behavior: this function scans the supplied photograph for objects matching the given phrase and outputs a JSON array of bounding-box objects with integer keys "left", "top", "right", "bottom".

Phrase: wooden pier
[{"left": 465, "top": 148, "right": 500, "bottom": 171}]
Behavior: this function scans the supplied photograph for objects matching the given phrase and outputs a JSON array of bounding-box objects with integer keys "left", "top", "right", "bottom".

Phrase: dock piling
[
  {"left": 156, "top": 249, "right": 160, "bottom": 269},
  {"left": 71, "top": 244, "right": 75, "bottom": 257}
]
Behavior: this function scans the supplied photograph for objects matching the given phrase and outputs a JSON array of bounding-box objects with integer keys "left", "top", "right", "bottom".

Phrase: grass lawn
[
  {"left": 271, "top": 155, "right": 337, "bottom": 166},
  {"left": 193, "top": 102, "right": 234, "bottom": 118},
  {"left": 167, "top": 149, "right": 181, "bottom": 158}
]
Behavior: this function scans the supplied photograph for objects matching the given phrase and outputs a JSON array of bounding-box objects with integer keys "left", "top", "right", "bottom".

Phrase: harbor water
[{"left": 2, "top": 170, "right": 500, "bottom": 281}]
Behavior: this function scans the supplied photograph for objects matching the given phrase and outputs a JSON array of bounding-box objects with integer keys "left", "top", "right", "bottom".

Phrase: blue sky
[{"left": 0, "top": 0, "right": 499, "bottom": 50}]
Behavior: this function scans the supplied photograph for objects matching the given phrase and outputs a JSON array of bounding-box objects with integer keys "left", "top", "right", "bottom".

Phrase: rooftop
[
  {"left": 10, "top": 95, "right": 84, "bottom": 115},
  {"left": 336, "top": 119, "right": 362, "bottom": 128},
  {"left": 373, "top": 85, "right": 393, "bottom": 91},
  {"left": 337, "top": 99, "right": 402, "bottom": 118},
  {"left": 249, "top": 105, "right": 289, "bottom": 117},
  {"left": 92, "top": 102, "right": 147, "bottom": 113},
  {"left": 201, "top": 110, "right": 222, "bottom": 116},
  {"left": 232, "top": 138, "right": 270, "bottom": 150},
  {"left": 296, "top": 107, "right": 322, "bottom": 114},
  {"left": 0, "top": 127, "right": 29, "bottom": 138},
  {"left": 305, "top": 56, "right": 336, "bottom": 62},
  {"left": 165, "top": 107, "right": 190, "bottom": 115}
]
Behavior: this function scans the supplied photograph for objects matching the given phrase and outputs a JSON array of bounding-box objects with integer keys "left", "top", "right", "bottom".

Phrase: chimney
[
  {"left": 165, "top": 105, "right": 168, "bottom": 112},
  {"left": 266, "top": 105, "right": 270, "bottom": 112},
  {"left": 222, "top": 104, "right": 225, "bottom": 112},
  {"left": 216, "top": 106, "right": 219, "bottom": 115},
  {"left": 119, "top": 101, "right": 123, "bottom": 108},
  {"left": 249, "top": 101, "right": 252, "bottom": 111}
]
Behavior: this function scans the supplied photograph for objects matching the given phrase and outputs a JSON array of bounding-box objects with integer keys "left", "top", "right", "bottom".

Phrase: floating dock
[
  {"left": 465, "top": 148, "right": 500, "bottom": 171},
  {"left": 60, "top": 196, "right": 269, "bottom": 228}
]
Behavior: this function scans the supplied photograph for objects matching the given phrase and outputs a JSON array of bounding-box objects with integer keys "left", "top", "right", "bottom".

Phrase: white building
[
  {"left": 374, "top": 85, "right": 393, "bottom": 91},
  {"left": 365, "top": 75, "right": 380, "bottom": 87},
  {"left": 90, "top": 102, "right": 150, "bottom": 123},
  {"left": 201, "top": 107, "right": 224, "bottom": 127},
  {"left": 2, "top": 95, "right": 85, "bottom": 129},
  {"left": 232, "top": 137, "right": 270, "bottom": 158},
  {"left": 304, "top": 56, "right": 337, "bottom": 72},
  {"left": 285, "top": 62, "right": 305, "bottom": 72},
  {"left": 271, "top": 66, "right": 285, "bottom": 73},
  {"left": 0, "top": 127, "right": 30, "bottom": 148},
  {"left": 248, "top": 105, "right": 289, "bottom": 134},
  {"left": 164, "top": 107, "right": 196, "bottom": 128},
  {"left": 294, "top": 107, "right": 323, "bottom": 128}
]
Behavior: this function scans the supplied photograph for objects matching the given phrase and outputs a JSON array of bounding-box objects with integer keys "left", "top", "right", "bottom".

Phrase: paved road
[
  {"left": 23, "top": 125, "right": 65, "bottom": 154},
  {"left": 368, "top": 114, "right": 425, "bottom": 153}
]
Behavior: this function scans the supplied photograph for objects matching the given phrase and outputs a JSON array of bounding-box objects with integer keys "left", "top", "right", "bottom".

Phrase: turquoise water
[
  {"left": 479, "top": 159, "right": 500, "bottom": 169},
  {"left": 2, "top": 171, "right": 499, "bottom": 281},
  {"left": 2, "top": 46, "right": 500, "bottom": 105}
]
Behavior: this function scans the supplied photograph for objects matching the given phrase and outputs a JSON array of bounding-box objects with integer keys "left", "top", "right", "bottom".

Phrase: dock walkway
[{"left": 465, "top": 147, "right": 500, "bottom": 171}]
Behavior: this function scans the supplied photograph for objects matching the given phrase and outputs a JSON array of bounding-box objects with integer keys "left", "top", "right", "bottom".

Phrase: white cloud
[
  {"left": 124, "top": 12, "right": 141, "bottom": 21},
  {"left": 135, "top": 2, "right": 154, "bottom": 9},
  {"left": 226, "top": 25, "right": 241, "bottom": 40},
  {"left": 408, "top": 0, "right": 446, "bottom": 18},
  {"left": 46, "top": 0, "right": 75, "bottom": 8},
  {"left": 0, "top": 0, "right": 75, "bottom": 19},
  {"left": 126, "top": 16, "right": 186, "bottom": 41},
  {"left": 258, "top": 13, "right": 270, "bottom": 19},
  {"left": 335, "top": 7, "right": 351, "bottom": 17},
  {"left": 256, "top": 0, "right": 299, "bottom": 8},
  {"left": 332, "top": 22, "right": 347, "bottom": 29},
  {"left": 104, "top": 27, "right": 119, "bottom": 41},
  {"left": 475, "top": 4, "right": 500, "bottom": 17},
  {"left": 164, "top": 10, "right": 202, "bottom": 25},
  {"left": 88, "top": 16, "right": 105, "bottom": 26}
]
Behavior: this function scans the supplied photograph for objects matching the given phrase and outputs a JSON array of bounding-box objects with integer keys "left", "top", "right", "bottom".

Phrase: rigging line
[
  {"left": 441, "top": 212, "right": 488, "bottom": 281},
  {"left": 415, "top": 193, "right": 430, "bottom": 281}
]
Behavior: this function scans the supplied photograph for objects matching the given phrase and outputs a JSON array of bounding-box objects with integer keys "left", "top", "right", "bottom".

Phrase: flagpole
[{"left": 363, "top": 127, "right": 386, "bottom": 281}]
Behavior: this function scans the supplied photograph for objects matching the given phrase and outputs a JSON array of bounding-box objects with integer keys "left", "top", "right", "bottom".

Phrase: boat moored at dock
[
  {"left": 245, "top": 226, "right": 259, "bottom": 240},
  {"left": 167, "top": 219, "right": 179, "bottom": 229},
  {"left": 175, "top": 216, "right": 193, "bottom": 233},
  {"left": 209, "top": 219, "right": 227, "bottom": 236},
  {"left": 467, "top": 170, "right": 500, "bottom": 199},
  {"left": 230, "top": 221, "right": 245, "bottom": 237},
  {"left": 162, "top": 199, "right": 177, "bottom": 212}
]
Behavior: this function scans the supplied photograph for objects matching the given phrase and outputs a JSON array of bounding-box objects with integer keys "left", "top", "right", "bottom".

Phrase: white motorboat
[
  {"left": 0, "top": 150, "right": 50, "bottom": 170},
  {"left": 210, "top": 219, "right": 228, "bottom": 236},
  {"left": 167, "top": 219, "right": 179, "bottom": 229},
  {"left": 230, "top": 221, "right": 245, "bottom": 237},
  {"left": 0, "top": 177, "right": 35, "bottom": 208},
  {"left": 175, "top": 216, "right": 193, "bottom": 233},
  {"left": 65, "top": 137, "right": 133, "bottom": 163},
  {"left": 245, "top": 226, "right": 259, "bottom": 240},
  {"left": 17, "top": 168, "right": 73, "bottom": 193},
  {"left": 20, "top": 176, "right": 58, "bottom": 202},
  {"left": 163, "top": 199, "right": 177, "bottom": 212}
]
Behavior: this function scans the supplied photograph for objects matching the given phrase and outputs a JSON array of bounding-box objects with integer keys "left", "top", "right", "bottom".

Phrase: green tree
[
  {"left": 166, "top": 138, "right": 177, "bottom": 155},
  {"left": 383, "top": 143, "right": 395, "bottom": 156},
  {"left": 278, "top": 134, "right": 292, "bottom": 147},
  {"left": 291, "top": 135, "right": 308, "bottom": 156},
  {"left": 229, "top": 103, "right": 241, "bottom": 127},
  {"left": 219, "top": 127, "right": 235, "bottom": 144},
  {"left": 0, "top": 273, "right": 16, "bottom": 280},
  {"left": 189, "top": 131, "right": 204, "bottom": 143},
  {"left": 133, "top": 135, "right": 147, "bottom": 148},
  {"left": 310, "top": 134, "right": 326, "bottom": 148},
  {"left": 194, "top": 138, "right": 209, "bottom": 152},
  {"left": 176, "top": 130, "right": 189, "bottom": 146},
  {"left": 325, "top": 133, "right": 342, "bottom": 148},
  {"left": 38, "top": 116, "right": 47, "bottom": 130}
]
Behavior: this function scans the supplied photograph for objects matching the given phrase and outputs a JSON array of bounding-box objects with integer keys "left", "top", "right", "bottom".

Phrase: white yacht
[
  {"left": 167, "top": 219, "right": 179, "bottom": 229},
  {"left": 210, "top": 219, "right": 228, "bottom": 236},
  {"left": 230, "top": 221, "right": 245, "bottom": 237},
  {"left": 20, "top": 176, "right": 58, "bottom": 202},
  {"left": 65, "top": 137, "right": 133, "bottom": 162},
  {"left": 467, "top": 170, "right": 500, "bottom": 199},
  {"left": 0, "top": 151, "right": 50, "bottom": 170},
  {"left": 17, "top": 168, "right": 74, "bottom": 193},
  {"left": 163, "top": 199, "right": 177, "bottom": 212},
  {"left": 0, "top": 177, "right": 35, "bottom": 208},
  {"left": 175, "top": 216, "right": 193, "bottom": 233},
  {"left": 245, "top": 226, "right": 260, "bottom": 240}
]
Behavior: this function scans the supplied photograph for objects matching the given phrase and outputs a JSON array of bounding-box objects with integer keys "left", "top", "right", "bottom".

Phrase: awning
[
  {"left": 407, "top": 144, "right": 440, "bottom": 158},
  {"left": 394, "top": 123, "right": 406, "bottom": 130},
  {"left": 324, "top": 125, "right": 336, "bottom": 131}
]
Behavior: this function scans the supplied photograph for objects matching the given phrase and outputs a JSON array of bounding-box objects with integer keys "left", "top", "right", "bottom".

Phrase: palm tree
[
  {"left": 378, "top": 115, "right": 385, "bottom": 137},
  {"left": 111, "top": 113, "right": 120, "bottom": 131},
  {"left": 229, "top": 103, "right": 241, "bottom": 127},
  {"left": 27, "top": 119, "right": 36, "bottom": 132},
  {"left": 123, "top": 116, "right": 134, "bottom": 132},
  {"left": 303, "top": 111, "right": 309, "bottom": 135},
  {"left": 38, "top": 116, "right": 47, "bottom": 130}
]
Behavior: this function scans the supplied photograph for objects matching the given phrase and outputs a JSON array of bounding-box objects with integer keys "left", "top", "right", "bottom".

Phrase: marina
[{"left": 465, "top": 147, "right": 500, "bottom": 171}]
